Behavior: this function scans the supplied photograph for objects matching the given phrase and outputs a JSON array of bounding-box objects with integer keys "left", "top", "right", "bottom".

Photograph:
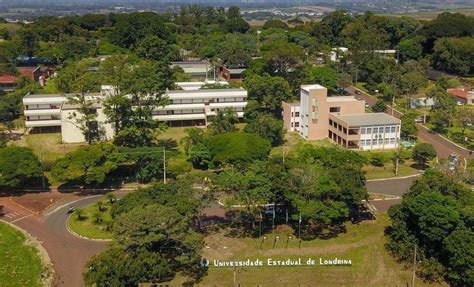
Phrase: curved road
[
  {"left": 15, "top": 195, "right": 110, "bottom": 287},
  {"left": 346, "top": 86, "right": 473, "bottom": 159},
  {"left": 3, "top": 175, "right": 418, "bottom": 286}
]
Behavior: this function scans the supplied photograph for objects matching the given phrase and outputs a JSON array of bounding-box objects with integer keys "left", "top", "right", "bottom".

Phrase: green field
[
  {"left": 171, "top": 213, "right": 446, "bottom": 286},
  {"left": 68, "top": 201, "right": 114, "bottom": 240},
  {"left": 0, "top": 222, "right": 43, "bottom": 287}
]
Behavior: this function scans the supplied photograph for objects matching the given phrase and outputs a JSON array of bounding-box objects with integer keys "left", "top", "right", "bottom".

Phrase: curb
[
  {"left": 418, "top": 124, "right": 474, "bottom": 154},
  {"left": 66, "top": 214, "right": 113, "bottom": 242},
  {"left": 366, "top": 173, "right": 422, "bottom": 182}
]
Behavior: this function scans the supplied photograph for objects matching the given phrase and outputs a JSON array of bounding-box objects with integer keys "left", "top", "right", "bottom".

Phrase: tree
[
  {"left": 51, "top": 143, "right": 125, "bottom": 185},
  {"left": 244, "top": 113, "right": 285, "bottom": 146},
  {"left": 456, "top": 106, "right": 474, "bottom": 141},
  {"left": 105, "top": 192, "right": 117, "bottom": 204},
  {"left": 208, "top": 132, "right": 271, "bottom": 168},
  {"left": 400, "top": 112, "right": 417, "bottom": 139},
  {"left": 85, "top": 205, "right": 204, "bottom": 285},
  {"left": 243, "top": 74, "right": 292, "bottom": 116},
  {"left": 310, "top": 66, "right": 339, "bottom": 92},
  {"left": 397, "top": 38, "right": 423, "bottom": 62},
  {"left": 0, "top": 146, "right": 42, "bottom": 189},
  {"left": 371, "top": 100, "right": 387, "bottom": 113},
  {"left": 386, "top": 171, "right": 472, "bottom": 285},
  {"left": 15, "top": 28, "right": 39, "bottom": 57},
  {"left": 432, "top": 37, "right": 474, "bottom": 76},
  {"left": 412, "top": 143, "right": 437, "bottom": 167},
  {"left": 207, "top": 108, "right": 238, "bottom": 135},
  {"left": 0, "top": 128, "right": 6, "bottom": 148},
  {"left": 261, "top": 40, "right": 305, "bottom": 77},
  {"left": 135, "top": 35, "right": 178, "bottom": 62},
  {"left": 320, "top": 10, "right": 353, "bottom": 46},
  {"left": 400, "top": 70, "right": 427, "bottom": 108},
  {"left": 214, "top": 161, "right": 273, "bottom": 230},
  {"left": 428, "top": 86, "right": 457, "bottom": 131},
  {"left": 262, "top": 20, "right": 289, "bottom": 30}
]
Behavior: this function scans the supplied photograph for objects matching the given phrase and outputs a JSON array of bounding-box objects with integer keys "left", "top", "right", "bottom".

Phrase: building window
[
  {"left": 385, "top": 126, "right": 391, "bottom": 133},
  {"left": 295, "top": 122, "right": 299, "bottom": 127},
  {"left": 295, "top": 112, "right": 299, "bottom": 117},
  {"left": 291, "top": 123, "right": 294, "bottom": 127},
  {"left": 291, "top": 112, "right": 294, "bottom": 117},
  {"left": 329, "top": 107, "right": 341, "bottom": 113},
  {"left": 390, "top": 126, "right": 396, "bottom": 133},
  {"left": 329, "top": 119, "right": 333, "bottom": 126}
]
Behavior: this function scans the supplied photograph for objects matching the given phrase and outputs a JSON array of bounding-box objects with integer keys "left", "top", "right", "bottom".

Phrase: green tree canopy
[{"left": 0, "top": 146, "right": 42, "bottom": 189}]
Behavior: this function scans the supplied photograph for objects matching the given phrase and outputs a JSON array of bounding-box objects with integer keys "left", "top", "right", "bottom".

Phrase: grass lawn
[
  {"left": 271, "top": 132, "right": 334, "bottom": 157},
  {"left": 0, "top": 222, "right": 43, "bottom": 287},
  {"left": 18, "top": 133, "right": 84, "bottom": 165},
  {"left": 68, "top": 201, "right": 113, "bottom": 240},
  {"left": 425, "top": 122, "right": 474, "bottom": 150},
  {"left": 363, "top": 160, "right": 421, "bottom": 180},
  {"left": 170, "top": 213, "right": 445, "bottom": 286}
]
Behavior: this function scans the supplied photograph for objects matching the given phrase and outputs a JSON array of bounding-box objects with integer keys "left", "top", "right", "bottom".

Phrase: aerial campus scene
[{"left": 0, "top": 0, "right": 472, "bottom": 286}]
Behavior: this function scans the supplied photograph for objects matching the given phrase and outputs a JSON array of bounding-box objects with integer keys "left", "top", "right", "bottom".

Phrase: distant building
[
  {"left": 220, "top": 66, "right": 247, "bottom": 82},
  {"left": 0, "top": 67, "right": 42, "bottom": 91},
  {"left": 283, "top": 84, "right": 401, "bottom": 150},
  {"left": 171, "top": 60, "right": 212, "bottom": 80},
  {"left": 329, "top": 47, "right": 348, "bottom": 62},
  {"left": 447, "top": 88, "right": 474, "bottom": 105},
  {"left": 410, "top": 97, "right": 435, "bottom": 109},
  {"left": 23, "top": 84, "right": 248, "bottom": 142}
]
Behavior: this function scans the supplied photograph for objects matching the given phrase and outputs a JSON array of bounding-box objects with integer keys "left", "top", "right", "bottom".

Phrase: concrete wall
[{"left": 61, "top": 108, "right": 113, "bottom": 143}]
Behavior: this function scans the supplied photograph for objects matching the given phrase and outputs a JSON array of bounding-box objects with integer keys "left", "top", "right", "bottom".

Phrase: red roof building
[
  {"left": 0, "top": 67, "right": 42, "bottom": 91},
  {"left": 447, "top": 88, "right": 474, "bottom": 105}
]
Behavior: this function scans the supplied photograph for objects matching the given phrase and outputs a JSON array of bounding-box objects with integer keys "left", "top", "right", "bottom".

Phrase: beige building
[{"left": 283, "top": 84, "right": 401, "bottom": 150}]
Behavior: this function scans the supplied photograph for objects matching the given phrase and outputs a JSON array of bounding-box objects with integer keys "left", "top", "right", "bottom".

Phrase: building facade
[
  {"left": 283, "top": 84, "right": 401, "bottom": 150},
  {"left": 23, "top": 85, "right": 248, "bottom": 143}
]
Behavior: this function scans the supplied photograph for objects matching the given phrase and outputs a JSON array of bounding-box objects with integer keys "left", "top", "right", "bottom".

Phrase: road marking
[
  {"left": 42, "top": 195, "right": 103, "bottom": 218},
  {"left": 11, "top": 214, "right": 33, "bottom": 223},
  {"left": 366, "top": 173, "right": 422, "bottom": 182}
]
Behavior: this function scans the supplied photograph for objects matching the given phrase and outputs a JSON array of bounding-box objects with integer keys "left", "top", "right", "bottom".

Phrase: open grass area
[
  {"left": 425, "top": 122, "right": 474, "bottom": 150},
  {"left": 170, "top": 213, "right": 445, "bottom": 286},
  {"left": 363, "top": 159, "right": 421, "bottom": 180},
  {"left": 68, "top": 201, "right": 113, "bottom": 240},
  {"left": 271, "top": 132, "right": 334, "bottom": 157},
  {"left": 0, "top": 222, "right": 43, "bottom": 287},
  {"left": 18, "top": 133, "right": 84, "bottom": 165}
]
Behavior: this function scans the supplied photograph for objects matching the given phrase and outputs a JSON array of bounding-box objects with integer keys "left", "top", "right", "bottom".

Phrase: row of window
[
  {"left": 291, "top": 112, "right": 300, "bottom": 117},
  {"left": 171, "top": 97, "right": 245, "bottom": 104},
  {"left": 361, "top": 126, "right": 398, "bottom": 134},
  {"left": 360, "top": 138, "right": 398, "bottom": 146},
  {"left": 290, "top": 122, "right": 300, "bottom": 127}
]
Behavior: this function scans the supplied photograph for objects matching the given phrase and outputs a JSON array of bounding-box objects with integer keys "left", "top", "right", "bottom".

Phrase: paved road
[
  {"left": 366, "top": 175, "right": 418, "bottom": 197},
  {"left": 1, "top": 195, "right": 110, "bottom": 287},
  {"left": 346, "top": 86, "right": 473, "bottom": 159}
]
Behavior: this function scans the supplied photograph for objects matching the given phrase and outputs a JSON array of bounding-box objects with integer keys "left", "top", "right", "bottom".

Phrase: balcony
[
  {"left": 153, "top": 113, "right": 206, "bottom": 121},
  {"left": 24, "top": 109, "right": 61, "bottom": 116},
  {"left": 25, "top": 119, "right": 62, "bottom": 128}
]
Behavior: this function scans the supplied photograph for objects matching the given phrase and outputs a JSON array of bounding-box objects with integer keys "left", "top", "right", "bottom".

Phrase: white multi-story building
[{"left": 22, "top": 84, "right": 248, "bottom": 142}]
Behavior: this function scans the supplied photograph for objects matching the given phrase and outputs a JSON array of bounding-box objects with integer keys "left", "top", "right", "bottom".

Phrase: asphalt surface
[
  {"left": 346, "top": 86, "right": 473, "bottom": 160},
  {"left": 15, "top": 196, "right": 109, "bottom": 287},
  {"left": 366, "top": 175, "right": 418, "bottom": 197}
]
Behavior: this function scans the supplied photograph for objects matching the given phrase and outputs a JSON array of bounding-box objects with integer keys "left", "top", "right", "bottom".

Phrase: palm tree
[{"left": 208, "top": 108, "right": 238, "bottom": 135}]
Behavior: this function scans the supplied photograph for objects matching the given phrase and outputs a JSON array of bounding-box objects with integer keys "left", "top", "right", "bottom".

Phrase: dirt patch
[{"left": 10, "top": 191, "right": 70, "bottom": 213}]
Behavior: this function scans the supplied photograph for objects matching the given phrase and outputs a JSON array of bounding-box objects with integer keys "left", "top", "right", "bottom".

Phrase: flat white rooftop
[
  {"left": 326, "top": 96, "right": 359, "bottom": 102},
  {"left": 334, "top": 113, "right": 401, "bottom": 126},
  {"left": 301, "top": 84, "right": 326, "bottom": 92}
]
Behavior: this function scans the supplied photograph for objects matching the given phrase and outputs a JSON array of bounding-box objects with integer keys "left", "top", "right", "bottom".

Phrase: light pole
[{"left": 163, "top": 147, "right": 166, "bottom": 184}]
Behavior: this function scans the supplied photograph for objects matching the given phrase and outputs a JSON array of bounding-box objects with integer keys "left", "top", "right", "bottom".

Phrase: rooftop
[
  {"left": 327, "top": 96, "right": 359, "bottom": 103},
  {"left": 334, "top": 113, "right": 400, "bottom": 126},
  {"left": 284, "top": 101, "right": 300, "bottom": 107},
  {"left": 301, "top": 84, "right": 326, "bottom": 92},
  {"left": 166, "top": 88, "right": 246, "bottom": 94},
  {"left": 447, "top": 88, "right": 472, "bottom": 99}
]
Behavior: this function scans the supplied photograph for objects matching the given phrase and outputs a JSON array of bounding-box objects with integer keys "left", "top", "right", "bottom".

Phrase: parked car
[
  {"left": 365, "top": 103, "right": 370, "bottom": 108},
  {"left": 415, "top": 118, "right": 423, "bottom": 123},
  {"left": 355, "top": 90, "right": 361, "bottom": 95}
]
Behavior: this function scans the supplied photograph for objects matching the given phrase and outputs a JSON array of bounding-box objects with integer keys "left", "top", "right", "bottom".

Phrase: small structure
[
  {"left": 283, "top": 84, "right": 401, "bottom": 150},
  {"left": 410, "top": 97, "right": 435, "bottom": 109},
  {"left": 171, "top": 60, "right": 212, "bottom": 80},
  {"left": 0, "top": 67, "right": 42, "bottom": 91},
  {"left": 329, "top": 47, "right": 348, "bottom": 62},
  {"left": 220, "top": 66, "right": 247, "bottom": 82},
  {"left": 447, "top": 88, "right": 474, "bottom": 105}
]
